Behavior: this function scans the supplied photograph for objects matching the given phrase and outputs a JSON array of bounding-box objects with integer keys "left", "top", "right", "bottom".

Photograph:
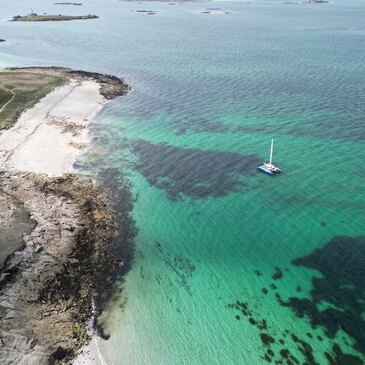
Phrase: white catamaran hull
[{"left": 257, "top": 139, "right": 281, "bottom": 175}]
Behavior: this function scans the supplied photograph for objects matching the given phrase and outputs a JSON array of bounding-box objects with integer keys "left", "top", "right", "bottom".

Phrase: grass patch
[
  {"left": 0, "top": 89, "right": 13, "bottom": 109},
  {"left": 72, "top": 322, "right": 90, "bottom": 345},
  {"left": 0, "top": 72, "right": 66, "bottom": 129}
]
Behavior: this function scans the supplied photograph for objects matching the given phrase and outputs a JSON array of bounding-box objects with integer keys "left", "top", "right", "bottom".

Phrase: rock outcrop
[{"left": 0, "top": 172, "right": 121, "bottom": 364}]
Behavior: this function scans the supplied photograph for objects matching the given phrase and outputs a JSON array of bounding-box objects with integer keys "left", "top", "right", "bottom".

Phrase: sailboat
[{"left": 257, "top": 138, "right": 282, "bottom": 175}]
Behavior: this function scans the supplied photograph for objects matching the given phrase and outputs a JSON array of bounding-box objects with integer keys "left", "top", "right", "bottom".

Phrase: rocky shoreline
[
  {"left": 6, "top": 67, "right": 130, "bottom": 100},
  {"left": 0, "top": 172, "right": 130, "bottom": 364},
  {"left": 0, "top": 67, "right": 133, "bottom": 364}
]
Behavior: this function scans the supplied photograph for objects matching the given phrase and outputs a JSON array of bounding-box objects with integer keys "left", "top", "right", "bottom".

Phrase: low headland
[
  {"left": 0, "top": 67, "right": 132, "bottom": 364},
  {"left": 11, "top": 13, "right": 98, "bottom": 22}
]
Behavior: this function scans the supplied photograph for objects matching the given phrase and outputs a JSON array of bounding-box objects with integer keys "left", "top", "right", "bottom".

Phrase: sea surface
[{"left": 1, "top": 0, "right": 365, "bottom": 363}]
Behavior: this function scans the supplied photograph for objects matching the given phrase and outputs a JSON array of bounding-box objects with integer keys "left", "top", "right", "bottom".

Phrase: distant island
[
  {"left": 202, "top": 9, "right": 230, "bottom": 15},
  {"left": 11, "top": 12, "right": 98, "bottom": 21},
  {"left": 54, "top": 2, "right": 83, "bottom": 5},
  {"left": 131, "top": 9, "right": 157, "bottom": 14},
  {"left": 0, "top": 39, "right": 5, "bottom": 42}
]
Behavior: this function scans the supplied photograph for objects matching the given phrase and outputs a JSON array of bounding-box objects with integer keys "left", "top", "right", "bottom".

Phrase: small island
[
  {"left": 0, "top": 39, "right": 5, "bottom": 42},
  {"left": 202, "top": 10, "right": 230, "bottom": 15},
  {"left": 132, "top": 9, "right": 158, "bottom": 15},
  {"left": 11, "top": 11, "right": 98, "bottom": 22},
  {"left": 54, "top": 2, "right": 83, "bottom": 5}
]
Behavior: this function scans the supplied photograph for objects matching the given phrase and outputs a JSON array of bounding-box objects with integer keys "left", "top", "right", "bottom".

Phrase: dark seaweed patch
[
  {"left": 324, "top": 344, "right": 363, "bottom": 365},
  {"left": 163, "top": 255, "right": 195, "bottom": 294},
  {"left": 272, "top": 267, "right": 283, "bottom": 280},
  {"left": 228, "top": 289, "right": 364, "bottom": 364},
  {"left": 287, "top": 236, "right": 365, "bottom": 358},
  {"left": 175, "top": 117, "right": 231, "bottom": 136},
  {"left": 227, "top": 301, "right": 298, "bottom": 363},
  {"left": 275, "top": 293, "right": 285, "bottom": 305},
  {"left": 228, "top": 242, "right": 365, "bottom": 363},
  {"left": 267, "top": 349, "right": 275, "bottom": 357},
  {"left": 173, "top": 116, "right": 272, "bottom": 137},
  {"left": 93, "top": 167, "right": 137, "bottom": 308},
  {"left": 227, "top": 300, "right": 250, "bottom": 317},
  {"left": 280, "top": 349, "right": 290, "bottom": 359},
  {"left": 155, "top": 241, "right": 163, "bottom": 253},
  {"left": 258, "top": 319, "right": 268, "bottom": 330},
  {"left": 260, "top": 333, "right": 275, "bottom": 346},
  {"left": 249, "top": 317, "right": 257, "bottom": 325},
  {"left": 131, "top": 140, "right": 260, "bottom": 199},
  {"left": 153, "top": 241, "right": 195, "bottom": 294},
  {"left": 291, "top": 334, "right": 318, "bottom": 365},
  {"left": 263, "top": 353, "right": 272, "bottom": 362}
]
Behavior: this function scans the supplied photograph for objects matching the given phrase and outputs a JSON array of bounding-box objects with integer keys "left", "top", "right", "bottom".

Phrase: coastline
[{"left": 0, "top": 67, "right": 131, "bottom": 364}]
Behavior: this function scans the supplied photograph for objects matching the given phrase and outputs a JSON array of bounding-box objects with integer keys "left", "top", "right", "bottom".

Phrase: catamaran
[{"left": 257, "top": 138, "right": 281, "bottom": 175}]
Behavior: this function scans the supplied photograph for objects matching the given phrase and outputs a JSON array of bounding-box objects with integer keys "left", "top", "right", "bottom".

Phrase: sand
[
  {"left": 74, "top": 336, "right": 110, "bottom": 365},
  {"left": 0, "top": 79, "right": 105, "bottom": 176}
]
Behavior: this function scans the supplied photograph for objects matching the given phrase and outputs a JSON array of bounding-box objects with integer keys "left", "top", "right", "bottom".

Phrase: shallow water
[{"left": 1, "top": 0, "right": 365, "bottom": 363}]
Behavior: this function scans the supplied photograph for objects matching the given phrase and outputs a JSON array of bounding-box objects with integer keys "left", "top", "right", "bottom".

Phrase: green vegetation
[
  {"left": 0, "top": 72, "right": 66, "bottom": 129},
  {"left": 0, "top": 89, "right": 13, "bottom": 109},
  {"left": 72, "top": 322, "right": 90, "bottom": 345}
]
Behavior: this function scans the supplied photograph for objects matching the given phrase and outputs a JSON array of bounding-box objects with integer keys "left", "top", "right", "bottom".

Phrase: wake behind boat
[{"left": 257, "top": 138, "right": 281, "bottom": 175}]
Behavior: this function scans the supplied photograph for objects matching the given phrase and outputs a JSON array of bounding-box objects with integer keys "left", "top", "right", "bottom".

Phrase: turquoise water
[{"left": 1, "top": 0, "right": 365, "bottom": 363}]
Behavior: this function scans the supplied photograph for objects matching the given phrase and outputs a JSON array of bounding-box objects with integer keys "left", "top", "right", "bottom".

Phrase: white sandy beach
[{"left": 0, "top": 79, "right": 105, "bottom": 176}]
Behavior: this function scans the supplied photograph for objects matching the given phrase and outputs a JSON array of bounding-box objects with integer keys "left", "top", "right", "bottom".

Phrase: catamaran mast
[{"left": 269, "top": 138, "right": 273, "bottom": 166}]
